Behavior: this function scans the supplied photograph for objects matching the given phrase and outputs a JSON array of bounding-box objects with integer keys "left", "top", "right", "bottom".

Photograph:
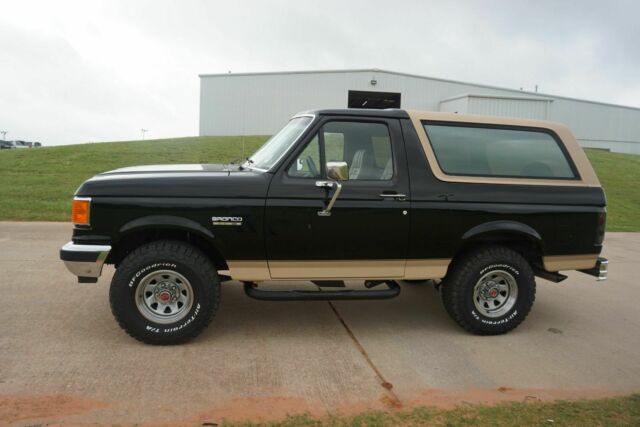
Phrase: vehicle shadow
[{"left": 200, "top": 280, "right": 461, "bottom": 342}]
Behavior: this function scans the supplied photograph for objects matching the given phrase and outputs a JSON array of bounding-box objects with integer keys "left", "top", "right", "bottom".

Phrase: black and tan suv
[{"left": 59, "top": 109, "right": 608, "bottom": 344}]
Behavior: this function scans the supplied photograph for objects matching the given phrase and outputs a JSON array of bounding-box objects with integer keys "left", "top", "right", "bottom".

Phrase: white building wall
[
  {"left": 438, "top": 97, "right": 468, "bottom": 114},
  {"left": 199, "top": 70, "right": 640, "bottom": 154},
  {"left": 468, "top": 97, "right": 551, "bottom": 120},
  {"left": 439, "top": 95, "right": 552, "bottom": 120},
  {"left": 547, "top": 98, "right": 640, "bottom": 154},
  {"left": 199, "top": 70, "right": 538, "bottom": 135}
]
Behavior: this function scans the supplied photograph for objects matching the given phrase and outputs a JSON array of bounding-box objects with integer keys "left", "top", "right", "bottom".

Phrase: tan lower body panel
[
  {"left": 230, "top": 255, "right": 597, "bottom": 281},
  {"left": 404, "top": 259, "right": 451, "bottom": 279},
  {"left": 226, "top": 260, "right": 271, "bottom": 281},
  {"left": 228, "top": 259, "right": 451, "bottom": 281},
  {"left": 269, "top": 260, "right": 405, "bottom": 279},
  {"left": 543, "top": 254, "right": 598, "bottom": 272}
]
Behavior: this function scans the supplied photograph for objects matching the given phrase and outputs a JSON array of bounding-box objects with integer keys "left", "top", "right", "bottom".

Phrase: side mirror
[{"left": 326, "top": 161, "right": 349, "bottom": 181}]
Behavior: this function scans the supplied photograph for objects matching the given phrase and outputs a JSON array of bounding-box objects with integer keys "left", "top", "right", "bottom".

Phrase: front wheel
[
  {"left": 441, "top": 246, "right": 536, "bottom": 335},
  {"left": 109, "top": 240, "right": 220, "bottom": 344}
]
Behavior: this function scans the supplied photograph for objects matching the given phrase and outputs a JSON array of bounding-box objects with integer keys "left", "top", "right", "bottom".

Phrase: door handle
[
  {"left": 379, "top": 193, "right": 406, "bottom": 201},
  {"left": 315, "top": 180, "right": 342, "bottom": 216}
]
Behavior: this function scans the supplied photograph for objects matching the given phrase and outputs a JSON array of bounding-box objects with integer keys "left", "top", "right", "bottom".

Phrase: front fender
[{"left": 118, "top": 214, "right": 216, "bottom": 240}]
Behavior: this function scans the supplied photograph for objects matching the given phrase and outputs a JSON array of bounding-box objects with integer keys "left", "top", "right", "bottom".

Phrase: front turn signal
[{"left": 72, "top": 197, "right": 91, "bottom": 225}]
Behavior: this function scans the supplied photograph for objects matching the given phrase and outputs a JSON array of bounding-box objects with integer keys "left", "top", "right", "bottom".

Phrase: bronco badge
[{"left": 211, "top": 216, "right": 243, "bottom": 226}]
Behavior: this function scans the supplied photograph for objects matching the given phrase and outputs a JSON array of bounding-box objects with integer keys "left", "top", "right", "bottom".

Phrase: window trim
[
  {"left": 406, "top": 110, "right": 601, "bottom": 187},
  {"left": 253, "top": 114, "right": 316, "bottom": 173},
  {"left": 422, "top": 121, "right": 581, "bottom": 181},
  {"left": 285, "top": 134, "right": 322, "bottom": 179},
  {"left": 284, "top": 118, "right": 396, "bottom": 182}
]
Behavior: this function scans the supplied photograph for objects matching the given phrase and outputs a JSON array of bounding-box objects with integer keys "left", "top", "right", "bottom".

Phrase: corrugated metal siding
[
  {"left": 199, "top": 70, "right": 544, "bottom": 135},
  {"left": 438, "top": 97, "right": 468, "bottom": 114},
  {"left": 467, "top": 97, "right": 550, "bottom": 120},
  {"left": 439, "top": 95, "right": 551, "bottom": 120},
  {"left": 549, "top": 98, "right": 640, "bottom": 143},
  {"left": 199, "top": 70, "right": 640, "bottom": 154}
]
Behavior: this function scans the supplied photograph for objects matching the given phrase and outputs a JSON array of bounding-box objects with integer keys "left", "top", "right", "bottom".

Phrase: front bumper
[{"left": 60, "top": 241, "right": 111, "bottom": 283}]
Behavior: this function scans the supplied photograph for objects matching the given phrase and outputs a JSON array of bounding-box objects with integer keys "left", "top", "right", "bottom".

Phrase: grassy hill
[
  {"left": 0, "top": 137, "right": 638, "bottom": 231},
  {"left": 0, "top": 136, "right": 267, "bottom": 221},
  {"left": 585, "top": 149, "right": 640, "bottom": 232}
]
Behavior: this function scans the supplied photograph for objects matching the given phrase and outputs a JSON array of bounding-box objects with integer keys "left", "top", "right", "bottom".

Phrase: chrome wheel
[
  {"left": 473, "top": 270, "right": 518, "bottom": 318},
  {"left": 135, "top": 270, "right": 193, "bottom": 324}
]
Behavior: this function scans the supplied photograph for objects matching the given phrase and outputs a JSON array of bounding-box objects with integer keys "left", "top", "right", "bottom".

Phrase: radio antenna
[{"left": 241, "top": 86, "right": 246, "bottom": 161}]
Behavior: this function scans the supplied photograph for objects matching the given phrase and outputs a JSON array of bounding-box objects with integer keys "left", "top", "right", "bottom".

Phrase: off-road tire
[
  {"left": 109, "top": 240, "right": 220, "bottom": 344},
  {"left": 441, "top": 245, "right": 536, "bottom": 335}
]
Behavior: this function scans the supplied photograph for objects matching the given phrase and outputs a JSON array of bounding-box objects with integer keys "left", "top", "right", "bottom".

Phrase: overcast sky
[{"left": 1, "top": 0, "right": 638, "bottom": 146}]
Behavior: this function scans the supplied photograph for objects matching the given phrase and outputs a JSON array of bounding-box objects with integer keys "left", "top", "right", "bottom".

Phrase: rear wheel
[
  {"left": 109, "top": 240, "right": 219, "bottom": 344},
  {"left": 442, "top": 246, "right": 536, "bottom": 335}
]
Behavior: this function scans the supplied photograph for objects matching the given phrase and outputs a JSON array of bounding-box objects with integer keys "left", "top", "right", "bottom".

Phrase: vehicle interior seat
[
  {"left": 349, "top": 149, "right": 366, "bottom": 179},
  {"left": 349, "top": 149, "right": 381, "bottom": 179},
  {"left": 380, "top": 158, "right": 393, "bottom": 180}
]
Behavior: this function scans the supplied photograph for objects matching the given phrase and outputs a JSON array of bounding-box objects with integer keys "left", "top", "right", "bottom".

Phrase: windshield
[{"left": 244, "top": 116, "right": 313, "bottom": 170}]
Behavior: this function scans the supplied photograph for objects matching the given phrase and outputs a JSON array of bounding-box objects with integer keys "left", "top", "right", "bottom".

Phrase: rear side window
[{"left": 423, "top": 123, "right": 577, "bottom": 179}]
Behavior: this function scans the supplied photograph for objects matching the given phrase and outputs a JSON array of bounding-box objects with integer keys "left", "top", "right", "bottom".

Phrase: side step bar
[
  {"left": 243, "top": 281, "right": 401, "bottom": 301},
  {"left": 534, "top": 269, "right": 568, "bottom": 283}
]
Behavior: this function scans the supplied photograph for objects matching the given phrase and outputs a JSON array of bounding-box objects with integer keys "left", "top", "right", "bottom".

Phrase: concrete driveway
[{"left": 1, "top": 222, "right": 639, "bottom": 425}]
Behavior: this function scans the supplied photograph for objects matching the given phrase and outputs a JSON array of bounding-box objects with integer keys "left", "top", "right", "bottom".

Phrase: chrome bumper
[
  {"left": 60, "top": 241, "right": 111, "bottom": 283},
  {"left": 579, "top": 257, "right": 608, "bottom": 281}
]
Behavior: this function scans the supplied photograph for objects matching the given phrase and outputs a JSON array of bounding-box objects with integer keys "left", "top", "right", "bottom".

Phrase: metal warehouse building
[{"left": 199, "top": 69, "right": 640, "bottom": 154}]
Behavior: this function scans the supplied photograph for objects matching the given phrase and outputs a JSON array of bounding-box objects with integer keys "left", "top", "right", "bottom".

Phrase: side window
[
  {"left": 324, "top": 132, "right": 344, "bottom": 163},
  {"left": 287, "top": 135, "right": 320, "bottom": 178},
  {"left": 423, "top": 123, "right": 576, "bottom": 179},
  {"left": 322, "top": 121, "right": 394, "bottom": 180}
]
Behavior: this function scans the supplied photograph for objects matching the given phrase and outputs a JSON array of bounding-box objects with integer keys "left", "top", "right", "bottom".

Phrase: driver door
[{"left": 265, "top": 116, "right": 410, "bottom": 279}]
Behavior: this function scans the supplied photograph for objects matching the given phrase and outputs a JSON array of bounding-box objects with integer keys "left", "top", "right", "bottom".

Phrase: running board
[
  {"left": 243, "top": 281, "right": 401, "bottom": 301},
  {"left": 534, "top": 269, "right": 568, "bottom": 283}
]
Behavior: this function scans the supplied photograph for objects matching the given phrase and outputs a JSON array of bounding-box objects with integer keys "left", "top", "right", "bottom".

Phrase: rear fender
[
  {"left": 460, "top": 221, "right": 544, "bottom": 267},
  {"left": 462, "top": 220, "right": 542, "bottom": 243}
]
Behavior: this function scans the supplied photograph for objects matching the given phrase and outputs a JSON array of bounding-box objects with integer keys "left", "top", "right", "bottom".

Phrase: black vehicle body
[{"left": 60, "top": 109, "right": 607, "bottom": 342}]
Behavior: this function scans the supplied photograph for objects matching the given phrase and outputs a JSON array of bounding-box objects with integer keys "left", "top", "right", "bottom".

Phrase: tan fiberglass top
[{"left": 406, "top": 110, "right": 601, "bottom": 187}]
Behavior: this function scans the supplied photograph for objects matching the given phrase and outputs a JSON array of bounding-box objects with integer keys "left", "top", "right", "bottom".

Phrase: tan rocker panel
[
  {"left": 407, "top": 111, "right": 601, "bottom": 187},
  {"left": 228, "top": 259, "right": 452, "bottom": 281},
  {"left": 226, "top": 260, "right": 271, "bottom": 281},
  {"left": 228, "top": 256, "right": 598, "bottom": 280},
  {"left": 543, "top": 254, "right": 598, "bottom": 272},
  {"left": 404, "top": 259, "right": 451, "bottom": 279}
]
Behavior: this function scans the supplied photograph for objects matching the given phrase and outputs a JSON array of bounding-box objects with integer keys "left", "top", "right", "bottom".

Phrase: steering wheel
[{"left": 305, "top": 156, "right": 319, "bottom": 177}]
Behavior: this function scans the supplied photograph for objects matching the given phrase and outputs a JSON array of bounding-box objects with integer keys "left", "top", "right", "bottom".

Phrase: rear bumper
[
  {"left": 60, "top": 241, "right": 111, "bottom": 283},
  {"left": 579, "top": 257, "right": 608, "bottom": 281}
]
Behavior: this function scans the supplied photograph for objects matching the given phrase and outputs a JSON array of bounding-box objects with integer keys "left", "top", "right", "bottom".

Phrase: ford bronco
[{"left": 60, "top": 109, "right": 608, "bottom": 344}]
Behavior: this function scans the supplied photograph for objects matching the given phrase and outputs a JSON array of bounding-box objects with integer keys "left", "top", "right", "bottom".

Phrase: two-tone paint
[{"left": 67, "top": 109, "right": 606, "bottom": 282}]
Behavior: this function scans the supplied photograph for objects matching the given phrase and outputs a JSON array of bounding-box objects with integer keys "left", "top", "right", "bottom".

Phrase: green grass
[
  {"left": 0, "top": 136, "right": 267, "bottom": 221},
  {"left": 585, "top": 149, "right": 640, "bottom": 232},
  {"left": 0, "top": 139, "right": 638, "bottom": 230},
  {"left": 221, "top": 394, "right": 640, "bottom": 426}
]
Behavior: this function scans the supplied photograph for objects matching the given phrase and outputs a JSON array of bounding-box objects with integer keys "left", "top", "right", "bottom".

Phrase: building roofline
[
  {"left": 198, "top": 68, "right": 381, "bottom": 78},
  {"left": 439, "top": 93, "right": 554, "bottom": 103},
  {"left": 199, "top": 68, "right": 640, "bottom": 112}
]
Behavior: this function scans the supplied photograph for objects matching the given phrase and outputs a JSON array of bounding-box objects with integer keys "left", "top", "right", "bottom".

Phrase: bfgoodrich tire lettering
[
  {"left": 442, "top": 246, "right": 536, "bottom": 335},
  {"left": 109, "top": 240, "right": 219, "bottom": 344}
]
